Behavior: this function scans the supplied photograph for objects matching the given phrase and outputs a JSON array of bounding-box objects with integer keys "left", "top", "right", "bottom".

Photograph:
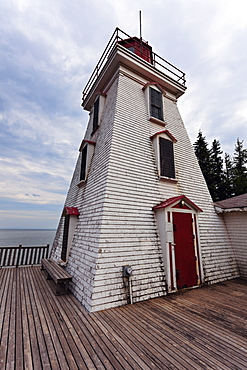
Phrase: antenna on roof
[{"left": 139, "top": 10, "right": 142, "bottom": 41}]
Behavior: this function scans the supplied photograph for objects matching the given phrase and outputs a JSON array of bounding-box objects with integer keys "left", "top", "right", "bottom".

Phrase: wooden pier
[{"left": 0, "top": 266, "right": 246, "bottom": 369}]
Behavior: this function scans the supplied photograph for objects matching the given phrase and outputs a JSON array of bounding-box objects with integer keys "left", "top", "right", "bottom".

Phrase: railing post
[
  {"left": 46, "top": 244, "right": 50, "bottom": 259},
  {"left": 0, "top": 248, "right": 2, "bottom": 267},
  {"left": 16, "top": 245, "right": 22, "bottom": 268},
  {"left": 152, "top": 53, "right": 155, "bottom": 67},
  {"left": 183, "top": 73, "right": 186, "bottom": 85}
]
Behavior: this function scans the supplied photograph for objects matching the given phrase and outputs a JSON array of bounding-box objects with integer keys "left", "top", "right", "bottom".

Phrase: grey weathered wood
[
  {"left": 1, "top": 267, "right": 247, "bottom": 370},
  {"left": 41, "top": 258, "right": 72, "bottom": 295}
]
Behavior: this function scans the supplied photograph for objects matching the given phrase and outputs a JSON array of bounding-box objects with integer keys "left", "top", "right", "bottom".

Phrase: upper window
[
  {"left": 61, "top": 214, "right": 70, "bottom": 261},
  {"left": 150, "top": 130, "right": 177, "bottom": 180},
  {"left": 143, "top": 83, "right": 165, "bottom": 125},
  {"left": 92, "top": 97, "right": 99, "bottom": 133},
  {"left": 61, "top": 207, "right": 79, "bottom": 262},
  {"left": 78, "top": 140, "right": 96, "bottom": 185},
  {"left": 128, "top": 46, "right": 135, "bottom": 53},
  {"left": 150, "top": 87, "right": 163, "bottom": 121},
  {"left": 159, "top": 137, "right": 175, "bottom": 178},
  {"left": 91, "top": 93, "right": 106, "bottom": 135},
  {"left": 80, "top": 145, "right": 88, "bottom": 181}
]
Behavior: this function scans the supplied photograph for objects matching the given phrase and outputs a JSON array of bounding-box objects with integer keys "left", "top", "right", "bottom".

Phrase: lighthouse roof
[{"left": 82, "top": 28, "right": 186, "bottom": 110}]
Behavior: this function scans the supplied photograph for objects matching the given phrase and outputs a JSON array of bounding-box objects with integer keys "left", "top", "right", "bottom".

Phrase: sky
[{"left": 1, "top": 0, "right": 247, "bottom": 229}]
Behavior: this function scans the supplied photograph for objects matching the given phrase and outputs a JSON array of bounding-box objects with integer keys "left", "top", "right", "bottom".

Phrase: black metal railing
[
  {"left": 0, "top": 244, "right": 50, "bottom": 268},
  {"left": 82, "top": 27, "right": 186, "bottom": 104}
]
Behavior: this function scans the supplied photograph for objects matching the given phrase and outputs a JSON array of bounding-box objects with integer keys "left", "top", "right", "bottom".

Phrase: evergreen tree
[
  {"left": 224, "top": 153, "right": 234, "bottom": 198},
  {"left": 210, "top": 139, "right": 225, "bottom": 201},
  {"left": 193, "top": 131, "right": 214, "bottom": 198},
  {"left": 194, "top": 133, "right": 247, "bottom": 201},
  {"left": 232, "top": 138, "right": 247, "bottom": 195}
]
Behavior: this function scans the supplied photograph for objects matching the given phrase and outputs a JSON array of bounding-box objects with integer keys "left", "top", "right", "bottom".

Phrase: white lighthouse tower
[{"left": 51, "top": 28, "right": 239, "bottom": 312}]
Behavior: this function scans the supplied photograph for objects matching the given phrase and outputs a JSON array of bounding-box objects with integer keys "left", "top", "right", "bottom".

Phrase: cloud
[
  {"left": 0, "top": 0, "right": 247, "bottom": 229},
  {"left": 25, "top": 194, "right": 40, "bottom": 197}
]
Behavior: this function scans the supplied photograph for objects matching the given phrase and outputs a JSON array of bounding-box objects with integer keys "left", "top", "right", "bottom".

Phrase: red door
[{"left": 173, "top": 212, "right": 198, "bottom": 289}]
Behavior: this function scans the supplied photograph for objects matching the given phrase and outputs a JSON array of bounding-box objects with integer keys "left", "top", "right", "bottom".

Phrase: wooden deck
[{"left": 0, "top": 266, "right": 246, "bottom": 369}]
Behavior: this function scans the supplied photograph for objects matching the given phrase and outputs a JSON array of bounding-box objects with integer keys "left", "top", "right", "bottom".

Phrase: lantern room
[{"left": 118, "top": 36, "right": 153, "bottom": 64}]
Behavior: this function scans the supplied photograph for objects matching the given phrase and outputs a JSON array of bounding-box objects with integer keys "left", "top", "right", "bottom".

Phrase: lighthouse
[{"left": 51, "top": 28, "right": 239, "bottom": 312}]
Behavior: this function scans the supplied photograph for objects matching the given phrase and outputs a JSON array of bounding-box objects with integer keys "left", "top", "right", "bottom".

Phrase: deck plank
[
  {"left": 23, "top": 267, "right": 52, "bottom": 369},
  {"left": 19, "top": 267, "right": 35, "bottom": 369},
  {"left": 150, "top": 297, "right": 247, "bottom": 368},
  {"left": 57, "top": 297, "right": 119, "bottom": 369},
  {"left": 148, "top": 299, "right": 246, "bottom": 369},
  {"left": 111, "top": 303, "right": 223, "bottom": 369},
  {"left": 98, "top": 308, "right": 187, "bottom": 369},
  {"left": 15, "top": 267, "right": 24, "bottom": 370},
  {"left": 28, "top": 268, "right": 62, "bottom": 369},
  {"left": 65, "top": 295, "right": 140, "bottom": 370},
  {"left": 0, "top": 269, "right": 10, "bottom": 342},
  {"left": 94, "top": 311, "right": 153, "bottom": 370},
  {"left": 22, "top": 267, "right": 43, "bottom": 369},
  {"left": 30, "top": 269, "right": 75, "bottom": 370},
  {"left": 33, "top": 267, "right": 97, "bottom": 369},
  {"left": 0, "top": 267, "right": 246, "bottom": 370},
  {"left": 134, "top": 297, "right": 243, "bottom": 369},
  {"left": 99, "top": 307, "right": 183, "bottom": 369},
  {"left": 171, "top": 292, "right": 247, "bottom": 341},
  {"left": 6, "top": 268, "right": 17, "bottom": 370},
  {"left": 0, "top": 268, "right": 13, "bottom": 369}
]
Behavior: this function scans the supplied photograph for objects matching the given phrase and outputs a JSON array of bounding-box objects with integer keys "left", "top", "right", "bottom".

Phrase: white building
[
  {"left": 51, "top": 28, "right": 239, "bottom": 312},
  {"left": 215, "top": 193, "right": 247, "bottom": 278}
]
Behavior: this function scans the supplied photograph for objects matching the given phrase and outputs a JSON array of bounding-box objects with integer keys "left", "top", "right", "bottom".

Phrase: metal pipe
[
  {"left": 139, "top": 10, "right": 142, "bottom": 41},
  {"left": 129, "top": 276, "right": 133, "bottom": 304}
]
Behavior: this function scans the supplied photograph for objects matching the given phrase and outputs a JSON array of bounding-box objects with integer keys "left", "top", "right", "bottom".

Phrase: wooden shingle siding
[
  {"left": 88, "top": 74, "right": 166, "bottom": 311},
  {"left": 223, "top": 212, "right": 247, "bottom": 277},
  {"left": 160, "top": 96, "right": 239, "bottom": 283},
  {"left": 51, "top": 78, "right": 119, "bottom": 311}
]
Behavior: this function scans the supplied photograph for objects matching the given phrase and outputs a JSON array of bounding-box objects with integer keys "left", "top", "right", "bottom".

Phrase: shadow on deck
[{"left": 0, "top": 266, "right": 246, "bottom": 369}]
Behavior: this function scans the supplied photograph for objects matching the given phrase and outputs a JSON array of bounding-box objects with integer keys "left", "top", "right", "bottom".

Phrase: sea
[{"left": 0, "top": 229, "right": 56, "bottom": 248}]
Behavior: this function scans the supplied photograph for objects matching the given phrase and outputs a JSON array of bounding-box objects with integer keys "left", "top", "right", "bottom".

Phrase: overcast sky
[{"left": 1, "top": 0, "right": 247, "bottom": 229}]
